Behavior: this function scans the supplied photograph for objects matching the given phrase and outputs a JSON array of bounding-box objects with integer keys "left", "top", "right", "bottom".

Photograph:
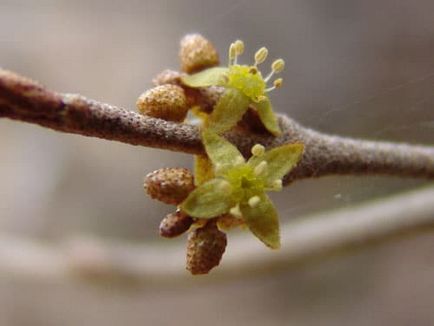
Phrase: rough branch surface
[{"left": 1, "top": 68, "right": 433, "bottom": 183}]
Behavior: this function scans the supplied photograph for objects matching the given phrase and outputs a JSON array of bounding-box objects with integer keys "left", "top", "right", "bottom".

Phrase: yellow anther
[
  {"left": 229, "top": 205, "right": 242, "bottom": 218},
  {"left": 251, "top": 144, "right": 265, "bottom": 157},
  {"left": 271, "top": 59, "right": 285, "bottom": 73},
  {"left": 234, "top": 40, "right": 245, "bottom": 56},
  {"left": 254, "top": 47, "right": 268, "bottom": 65},
  {"left": 248, "top": 196, "right": 261, "bottom": 208},
  {"left": 272, "top": 179, "right": 282, "bottom": 191},
  {"left": 273, "top": 78, "right": 283, "bottom": 88},
  {"left": 254, "top": 160, "right": 268, "bottom": 176}
]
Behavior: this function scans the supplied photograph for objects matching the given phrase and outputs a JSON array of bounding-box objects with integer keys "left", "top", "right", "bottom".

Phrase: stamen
[
  {"left": 251, "top": 144, "right": 265, "bottom": 157},
  {"left": 254, "top": 47, "right": 268, "bottom": 66},
  {"left": 265, "top": 78, "right": 283, "bottom": 92},
  {"left": 265, "top": 59, "right": 285, "bottom": 82},
  {"left": 234, "top": 40, "right": 245, "bottom": 56},
  {"left": 229, "top": 205, "right": 242, "bottom": 218},
  {"left": 248, "top": 196, "right": 261, "bottom": 208},
  {"left": 254, "top": 161, "right": 268, "bottom": 176},
  {"left": 271, "top": 59, "right": 285, "bottom": 73},
  {"left": 272, "top": 179, "right": 282, "bottom": 191},
  {"left": 249, "top": 66, "right": 258, "bottom": 74},
  {"left": 273, "top": 78, "right": 283, "bottom": 88},
  {"left": 228, "top": 43, "right": 237, "bottom": 66}
]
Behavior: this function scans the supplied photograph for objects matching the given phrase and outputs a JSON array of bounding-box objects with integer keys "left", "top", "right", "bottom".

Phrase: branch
[
  {"left": 0, "top": 68, "right": 433, "bottom": 183},
  {"left": 1, "top": 186, "right": 433, "bottom": 284}
]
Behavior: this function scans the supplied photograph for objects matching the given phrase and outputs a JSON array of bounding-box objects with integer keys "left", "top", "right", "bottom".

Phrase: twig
[
  {"left": 0, "top": 186, "right": 433, "bottom": 284},
  {"left": 0, "top": 68, "right": 433, "bottom": 183}
]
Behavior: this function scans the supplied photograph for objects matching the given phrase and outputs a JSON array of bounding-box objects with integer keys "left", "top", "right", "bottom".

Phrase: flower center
[{"left": 226, "top": 65, "right": 266, "bottom": 101}]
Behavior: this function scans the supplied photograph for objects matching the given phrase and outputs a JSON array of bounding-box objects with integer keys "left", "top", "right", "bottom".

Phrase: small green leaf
[
  {"left": 251, "top": 97, "right": 281, "bottom": 136},
  {"left": 181, "top": 178, "right": 234, "bottom": 218},
  {"left": 240, "top": 193, "right": 280, "bottom": 249},
  {"left": 202, "top": 129, "right": 245, "bottom": 175},
  {"left": 181, "top": 67, "right": 229, "bottom": 88},
  {"left": 194, "top": 155, "right": 214, "bottom": 186},
  {"left": 208, "top": 88, "right": 250, "bottom": 134},
  {"left": 248, "top": 143, "right": 304, "bottom": 185}
]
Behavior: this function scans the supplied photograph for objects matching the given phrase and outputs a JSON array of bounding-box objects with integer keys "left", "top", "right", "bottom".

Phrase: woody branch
[{"left": 0, "top": 68, "right": 433, "bottom": 183}]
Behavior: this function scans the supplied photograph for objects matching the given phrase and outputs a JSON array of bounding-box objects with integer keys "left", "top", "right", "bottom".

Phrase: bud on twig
[
  {"left": 159, "top": 209, "right": 194, "bottom": 238},
  {"left": 186, "top": 220, "right": 227, "bottom": 275},
  {"left": 136, "top": 84, "right": 188, "bottom": 122},
  {"left": 179, "top": 34, "right": 219, "bottom": 73},
  {"left": 144, "top": 168, "right": 195, "bottom": 205}
]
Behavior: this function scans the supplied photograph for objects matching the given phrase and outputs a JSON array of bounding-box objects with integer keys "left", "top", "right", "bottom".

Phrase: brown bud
[
  {"left": 144, "top": 168, "right": 195, "bottom": 205},
  {"left": 152, "top": 69, "right": 184, "bottom": 86},
  {"left": 159, "top": 209, "right": 194, "bottom": 238},
  {"left": 179, "top": 34, "right": 219, "bottom": 74},
  {"left": 136, "top": 84, "right": 188, "bottom": 122},
  {"left": 186, "top": 220, "right": 227, "bottom": 275}
]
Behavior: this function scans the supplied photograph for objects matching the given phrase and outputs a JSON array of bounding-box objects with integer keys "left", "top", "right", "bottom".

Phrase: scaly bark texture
[{"left": 1, "top": 68, "right": 433, "bottom": 183}]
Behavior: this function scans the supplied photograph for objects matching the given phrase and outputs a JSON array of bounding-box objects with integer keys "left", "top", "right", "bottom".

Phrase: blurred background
[{"left": 0, "top": 0, "right": 434, "bottom": 325}]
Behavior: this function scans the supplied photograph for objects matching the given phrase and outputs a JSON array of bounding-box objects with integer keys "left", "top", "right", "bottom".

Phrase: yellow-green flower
[
  {"left": 181, "top": 130, "right": 304, "bottom": 249},
  {"left": 181, "top": 40, "right": 285, "bottom": 136}
]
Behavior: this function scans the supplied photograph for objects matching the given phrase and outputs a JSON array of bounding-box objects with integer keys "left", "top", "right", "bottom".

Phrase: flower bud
[
  {"left": 144, "top": 168, "right": 195, "bottom": 205},
  {"left": 186, "top": 220, "right": 227, "bottom": 275},
  {"left": 179, "top": 34, "right": 219, "bottom": 73},
  {"left": 136, "top": 85, "right": 188, "bottom": 122},
  {"left": 159, "top": 209, "right": 194, "bottom": 238}
]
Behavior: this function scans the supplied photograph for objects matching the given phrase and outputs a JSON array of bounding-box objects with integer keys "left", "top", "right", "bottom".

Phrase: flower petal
[
  {"left": 248, "top": 143, "right": 304, "bottom": 184},
  {"left": 240, "top": 193, "right": 280, "bottom": 249},
  {"left": 181, "top": 67, "right": 229, "bottom": 88},
  {"left": 251, "top": 97, "right": 281, "bottom": 136},
  {"left": 181, "top": 179, "right": 235, "bottom": 218},
  {"left": 202, "top": 129, "right": 245, "bottom": 175},
  {"left": 207, "top": 88, "right": 250, "bottom": 134}
]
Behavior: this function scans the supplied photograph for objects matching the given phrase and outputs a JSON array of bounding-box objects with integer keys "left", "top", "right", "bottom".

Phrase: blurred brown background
[{"left": 0, "top": 0, "right": 433, "bottom": 325}]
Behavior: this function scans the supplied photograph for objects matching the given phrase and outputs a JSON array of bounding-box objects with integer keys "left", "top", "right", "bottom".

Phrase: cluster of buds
[
  {"left": 137, "top": 34, "right": 298, "bottom": 275},
  {"left": 144, "top": 167, "right": 229, "bottom": 274},
  {"left": 136, "top": 34, "right": 222, "bottom": 123}
]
